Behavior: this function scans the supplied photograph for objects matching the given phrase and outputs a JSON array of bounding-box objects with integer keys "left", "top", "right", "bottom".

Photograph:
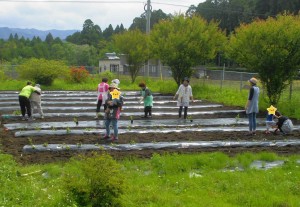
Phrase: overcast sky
[{"left": 0, "top": 0, "right": 205, "bottom": 31}]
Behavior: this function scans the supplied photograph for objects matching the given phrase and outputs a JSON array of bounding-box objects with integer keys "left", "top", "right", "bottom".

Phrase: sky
[{"left": 0, "top": 0, "right": 205, "bottom": 31}]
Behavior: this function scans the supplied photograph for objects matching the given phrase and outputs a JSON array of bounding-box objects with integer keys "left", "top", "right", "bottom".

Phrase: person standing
[
  {"left": 138, "top": 82, "right": 153, "bottom": 118},
  {"left": 19, "top": 82, "right": 40, "bottom": 121},
  {"left": 245, "top": 77, "right": 260, "bottom": 135},
  {"left": 103, "top": 83, "right": 123, "bottom": 141},
  {"left": 95, "top": 77, "right": 109, "bottom": 119},
  {"left": 30, "top": 84, "right": 44, "bottom": 119},
  {"left": 173, "top": 77, "right": 194, "bottom": 119}
]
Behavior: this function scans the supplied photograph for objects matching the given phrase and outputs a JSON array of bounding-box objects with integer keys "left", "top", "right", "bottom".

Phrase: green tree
[
  {"left": 16, "top": 58, "right": 69, "bottom": 85},
  {"left": 129, "top": 9, "right": 171, "bottom": 32},
  {"left": 45, "top": 33, "right": 54, "bottom": 45},
  {"left": 113, "top": 29, "right": 149, "bottom": 83},
  {"left": 227, "top": 14, "right": 300, "bottom": 105},
  {"left": 81, "top": 19, "right": 102, "bottom": 45},
  {"left": 150, "top": 15, "right": 226, "bottom": 86},
  {"left": 103, "top": 24, "right": 114, "bottom": 40}
]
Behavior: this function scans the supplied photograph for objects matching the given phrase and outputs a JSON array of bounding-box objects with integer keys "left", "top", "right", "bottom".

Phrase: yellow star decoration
[
  {"left": 110, "top": 89, "right": 121, "bottom": 99},
  {"left": 267, "top": 105, "right": 277, "bottom": 115}
]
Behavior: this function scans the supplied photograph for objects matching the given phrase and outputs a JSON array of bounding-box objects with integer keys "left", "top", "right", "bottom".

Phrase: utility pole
[
  {"left": 145, "top": 0, "right": 151, "bottom": 34},
  {"left": 144, "top": 0, "right": 151, "bottom": 77}
]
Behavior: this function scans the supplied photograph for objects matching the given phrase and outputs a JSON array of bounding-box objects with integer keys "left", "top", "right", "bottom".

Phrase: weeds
[{"left": 12, "top": 110, "right": 21, "bottom": 115}]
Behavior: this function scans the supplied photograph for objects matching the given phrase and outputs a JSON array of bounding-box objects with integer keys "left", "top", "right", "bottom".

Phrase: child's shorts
[{"left": 266, "top": 121, "right": 276, "bottom": 129}]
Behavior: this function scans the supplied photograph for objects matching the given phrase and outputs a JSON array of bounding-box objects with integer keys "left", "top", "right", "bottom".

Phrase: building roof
[{"left": 105, "top": 52, "right": 120, "bottom": 60}]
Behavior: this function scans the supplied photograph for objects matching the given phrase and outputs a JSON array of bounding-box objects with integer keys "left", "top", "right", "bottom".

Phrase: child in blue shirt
[{"left": 265, "top": 113, "right": 276, "bottom": 134}]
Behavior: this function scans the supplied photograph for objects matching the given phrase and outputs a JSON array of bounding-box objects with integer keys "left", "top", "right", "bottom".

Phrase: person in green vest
[
  {"left": 19, "top": 82, "right": 40, "bottom": 121},
  {"left": 138, "top": 82, "right": 153, "bottom": 118}
]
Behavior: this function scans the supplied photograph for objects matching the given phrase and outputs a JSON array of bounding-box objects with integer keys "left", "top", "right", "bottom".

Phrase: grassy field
[{"left": 1, "top": 151, "right": 300, "bottom": 207}]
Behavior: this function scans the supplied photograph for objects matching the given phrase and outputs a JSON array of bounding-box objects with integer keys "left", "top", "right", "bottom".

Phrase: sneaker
[
  {"left": 102, "top": 134, "right": 110, "bottom": 139},
  {"left": 94, "top": 116, "right": 99, "bottom": 119}
]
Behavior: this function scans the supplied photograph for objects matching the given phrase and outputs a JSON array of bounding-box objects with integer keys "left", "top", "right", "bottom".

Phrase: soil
[{"left": 0, "top": 91, "right": 300, "bottom": 165}]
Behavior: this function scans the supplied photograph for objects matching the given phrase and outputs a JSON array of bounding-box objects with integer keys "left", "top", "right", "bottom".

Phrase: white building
[{"left": 98, "top": 52, "right": 124, "bottom": 74}]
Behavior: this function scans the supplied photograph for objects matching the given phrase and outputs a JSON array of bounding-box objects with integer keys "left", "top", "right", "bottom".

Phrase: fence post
[
  {"left": 289, "top": 81, "right": 293, "bottom": 101},
  {"left": 240, "top": 73, "right": 243, "bottom": 91},
  {"left": 220, "top": 63, "right": 225, "bottom": 90}
]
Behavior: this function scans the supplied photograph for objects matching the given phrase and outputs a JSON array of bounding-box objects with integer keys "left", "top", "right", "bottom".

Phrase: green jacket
[
  {"left": 19, "top": 85, "right": 36, "bottom": 98},
  {"left": 141, "top": 87, "right": 153, "bottom": 107}
]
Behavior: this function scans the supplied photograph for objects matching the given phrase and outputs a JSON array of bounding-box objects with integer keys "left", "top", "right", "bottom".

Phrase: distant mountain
[{"left": 0, "top": 27, "right": 78, "bottom": 40}]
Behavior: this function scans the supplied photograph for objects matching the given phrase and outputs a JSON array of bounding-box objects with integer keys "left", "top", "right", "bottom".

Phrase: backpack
[{"left": 281, "top": 119, "right": 293, "bottom": 134}]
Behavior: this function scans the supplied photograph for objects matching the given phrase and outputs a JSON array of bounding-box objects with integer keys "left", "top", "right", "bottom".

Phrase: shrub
[
  {"left": 16, "top": 58, "right": 69, "bottom": 86},
  {"left": 63, "top": 153, "right": 125, "bottom": 207},
  {"left": 69, "top": 66, "right": 90, "bottom": 83},
  {"left": 100, "top": 70, "right": 115, "bottom": 80},
  {"left": 0, "top": 70, "right": 6, "bottom": 81}
]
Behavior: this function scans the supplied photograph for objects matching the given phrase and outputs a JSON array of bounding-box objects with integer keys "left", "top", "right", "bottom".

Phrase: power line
[
  {"left": 0, "top": 0, "right": 279, "bottom": 17},
  {"left": 0, "top": 0, "right": 143, "bottom": 3}
]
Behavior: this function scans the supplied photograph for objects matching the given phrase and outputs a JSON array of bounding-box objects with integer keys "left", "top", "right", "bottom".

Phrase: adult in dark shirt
[{"left": 274, "top": 111, "right": 288, "bottom": 133}]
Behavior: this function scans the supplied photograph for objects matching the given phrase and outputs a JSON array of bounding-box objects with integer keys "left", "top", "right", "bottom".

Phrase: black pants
[
  {"left": 19, "top": 95, "right": 32, "bottom": 117},
  {"left": 144, "top": 106, "right": 152, "bottom": 117},
  {"left": 96, "top": 100, "right": 107, "bottom": 113},
  {"left": 179, "top": 106, "right": 188, "bottom": 119}
]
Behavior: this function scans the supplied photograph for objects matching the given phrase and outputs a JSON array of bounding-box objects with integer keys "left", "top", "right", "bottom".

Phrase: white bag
[{"left": 281, "top": 119, "right": 293, "bottom": 134}]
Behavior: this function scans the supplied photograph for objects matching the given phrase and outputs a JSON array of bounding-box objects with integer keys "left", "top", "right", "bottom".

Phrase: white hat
[{"left": 112, "top": 79, "right": 120, "bottom": 86}]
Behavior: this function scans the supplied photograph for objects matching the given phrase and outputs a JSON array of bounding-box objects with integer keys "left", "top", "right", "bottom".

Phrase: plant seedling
[
  {"left": 27, "top": 137, "right": 33, "bottom": 145},
  {"left": 76, "top": 142, "right": 82, "bottom": 148},
  {"left": 51, "top": 126, "right": 56, "bottom": 131},
  {"left": 188, "top": 115, "right": 193, "bottom": 122},
  {"left": 235, "top": 114, "right": 240, "bottom": 124},
  {"left": 43, "top": 142, "right": 48, "bottom": 147},
  {"left": 130, "top": 116, "right": 134, "bottom": 124},
  {"left": 66, "top": 127, "right": 71, "bottom": 134},
  {"left": 35, "top": 126, "right": 41, "bottom": 131},
  {"left": 129, "top": 140, "right": 136, "bottom": 145},
  {"left": 73, "top": 117, "right": 79, "bottom": 126},
  {"left": 13, "top": 110, "right": 21, "bottom": 115}
]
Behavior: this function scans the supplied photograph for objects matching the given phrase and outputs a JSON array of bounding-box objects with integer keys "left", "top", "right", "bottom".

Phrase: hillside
[{"left": 0, "top": 27, "right": 78, "bottom": 40}]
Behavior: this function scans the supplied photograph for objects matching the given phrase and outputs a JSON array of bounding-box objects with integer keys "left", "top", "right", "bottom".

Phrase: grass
[{"left": 1, "top": 152, "right": 300, "bottom": 206}]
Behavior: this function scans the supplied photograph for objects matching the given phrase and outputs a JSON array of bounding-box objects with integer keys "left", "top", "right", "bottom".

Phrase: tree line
[{"left": 1, "top": 0, "right": 300, "bottom": 67}]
